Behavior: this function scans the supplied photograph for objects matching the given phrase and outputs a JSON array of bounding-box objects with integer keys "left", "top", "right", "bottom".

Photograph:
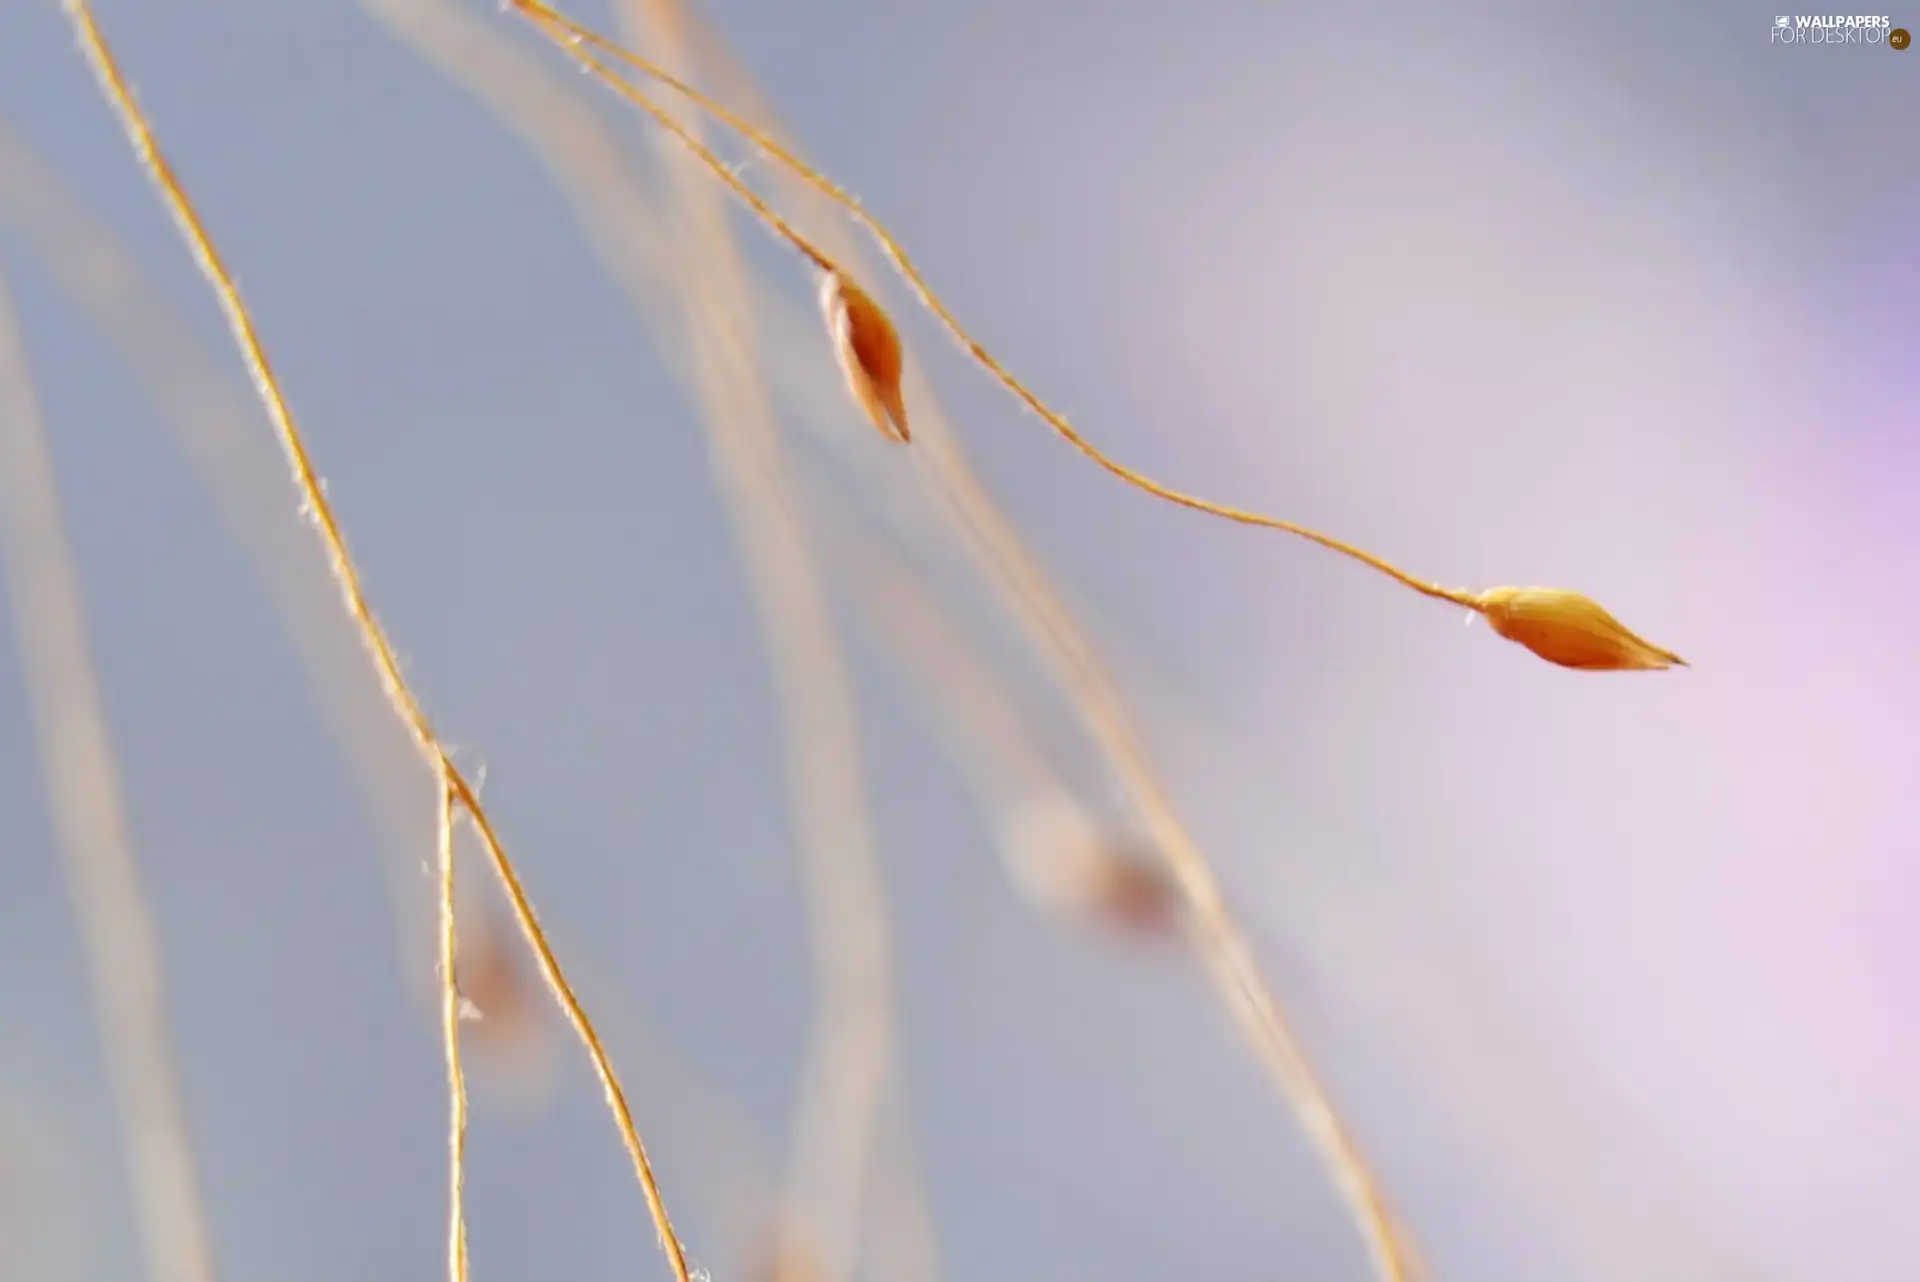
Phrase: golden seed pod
[
  {"left": 1476, "top": 586, "right": 1687, "bottom": 671},
  {"left": 819, "top": 268, "right": 909, "bottom": 443}
]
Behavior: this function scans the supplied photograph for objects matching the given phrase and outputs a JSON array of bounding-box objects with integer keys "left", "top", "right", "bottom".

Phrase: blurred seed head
[
  {"left": 819, "top": 268, "right": 909, "bottom": 443},
  {"left": 455, "top": 900, "right": 560, "bottom": 1112},
  {"left": 1001, "top": 796, "right": 1182, "bottom": 940},
  {"left": 1476, "top": 586, "right": 1687, "bottom": 671}
]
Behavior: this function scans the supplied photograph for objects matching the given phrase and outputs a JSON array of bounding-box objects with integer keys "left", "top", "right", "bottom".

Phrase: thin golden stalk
[
  {"left": 567, "top": 955, "right": 783, "bottom": 1271},
  {"left": 612, "top": 3, "right": 915, "bottom": 1279},
  {"left": 435, "top": 767, "right": 470, "bottom": 1282},
  {"left": 352, "top": 0, "right": 955, "bottom": 615},
  {"left": 510, "top": 5, "right": 829, "bottom": 267},
  {"left": 0, "top": 125, "right": 556, "bottom": 1101},
  {"left": 0, "top": 273, "right": 218, "bottom": 1282},
  {"left": 489, "top": 1, "right": 1415, "bottom": 1269},
  {"left": 0, "top": 121, "right": 435, "bottom": 1011},
  {"left": 919, "top": 408, "right": 1422, "bottom": 1280},
  {"left": 983, "top": 530, "right": 1422, "bottom": 1281},
  {"left": 846, "top": 518, "right": 1180, "bottom": 935},
  {"left": 505, "top": 0, "right": 1480, "bottom": 615},
  {"left": 349, "top": 8, "right": 940, "bottom": 1276},
  {"left": 57, "top": 6, "right": 692, "bottom": 1279},
  {"left": 601, "top": 18, "right": 1420, "bottom": 1278},
  {"left": 373, "top": 0, "right": 1403, "bottom": 1266}
]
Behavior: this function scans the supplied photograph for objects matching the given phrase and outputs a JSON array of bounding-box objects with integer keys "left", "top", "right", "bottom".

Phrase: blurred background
[{"left": 0, "top": 1, "right": 1915, "bottom": 1279}]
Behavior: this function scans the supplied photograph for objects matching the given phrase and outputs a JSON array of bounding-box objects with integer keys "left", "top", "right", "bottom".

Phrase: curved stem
[
  {"left": 612, "top": 3, "right": 914, "bottom": 1278},
  {"left": 507, "top": 0, "right": 1481, "bottom": 615},
  {"left": 60, "top": 5, "right": 693, "bottom": 1278},
  {"left": 502, "top": 5, "right": 1420, "bottom": 1276},
  {"left": 435, "top": 770, "right": 470, "bottom": 1282}
]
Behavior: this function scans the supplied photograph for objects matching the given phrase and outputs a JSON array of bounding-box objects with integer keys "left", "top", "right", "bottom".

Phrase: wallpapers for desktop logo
[{"left": 1771, "top": 14, "right": 1911, "bottom": 45}]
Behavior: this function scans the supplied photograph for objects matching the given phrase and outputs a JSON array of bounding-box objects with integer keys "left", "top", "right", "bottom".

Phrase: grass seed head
[
  {"left": 454, "top": 902, "right": 560, "bottom": 1110},
  {"left": 819, "top": 268, "right": 908, "bottom": 443},
  {"left": 1476, "top": 586, "right": 1687, "bottom": 671},
  {"left": 1003, "top": 797, "right": 1181, "bottom": 940}
]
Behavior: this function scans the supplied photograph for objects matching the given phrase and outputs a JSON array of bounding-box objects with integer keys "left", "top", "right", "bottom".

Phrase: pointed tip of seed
[{"left": 875, "top": 379, "right": 911, "bottom": 443}]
